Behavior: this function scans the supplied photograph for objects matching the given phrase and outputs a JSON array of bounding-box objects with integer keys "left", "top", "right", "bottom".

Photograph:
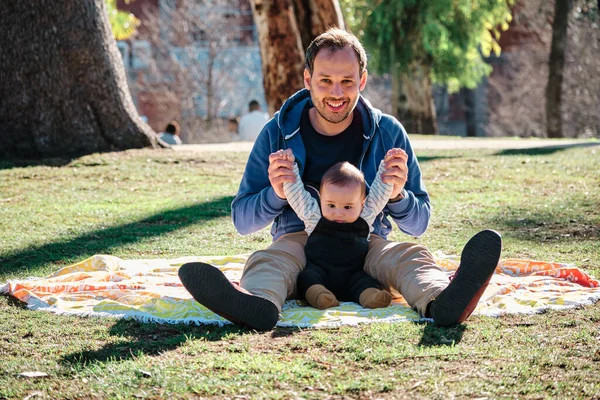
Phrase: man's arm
[
  {"left": 231, "top": 126, "right": 294, "bottom": 235},
  {"left": 384, "top": 139, "right": 431, "bottom": 237},
  {"left": 369, "top": 117, "right": 431, "bottom": 238}
]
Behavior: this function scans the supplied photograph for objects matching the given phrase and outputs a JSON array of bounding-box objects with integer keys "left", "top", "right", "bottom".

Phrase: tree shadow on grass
[
  {"left": 494, "top": 141, "right": 600, "bottom": 156},
  {"left": 0, "top": 156, "right": 74, "bottom": 170},
  {"left": 417, "top": 323, "right": 466, "bottom": 347},
  {"left": 482, "top": 207, "right": 600, "bottom": 244},
  {"left": 59, "top": 319, "right": 249, "bottom": 365},
  {"left": 60, "top": 318, "right": 295, "bottom": 365},
  {"left": 414, "top": 155, "right": 460, "bottom": 163},
  {"left": 0, "top": 196, "right": 234, "bottom": 276}
]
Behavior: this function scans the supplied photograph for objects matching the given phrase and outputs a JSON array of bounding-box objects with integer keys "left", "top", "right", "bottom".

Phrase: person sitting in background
[
  {"left": 228, "top": 117, "right": 240, "bottom": 140},
  {"left": 158, "top": 121, "right": 182, "bottom": 145},
  {"left": 238, "top": 100, "right": 269, "bottom": 141}
]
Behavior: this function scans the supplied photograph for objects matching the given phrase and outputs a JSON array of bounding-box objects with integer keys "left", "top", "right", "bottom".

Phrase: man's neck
[{"left": 308, "top": 108, "right": 353, "bottom": 136}]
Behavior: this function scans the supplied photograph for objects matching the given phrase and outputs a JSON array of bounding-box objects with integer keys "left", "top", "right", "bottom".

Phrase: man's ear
[
  {"left": 359, "top": 69, "right": 368, "bottom": 91},
  {"left": 304, "top": 68, "right": 311, "bottom": 89}
]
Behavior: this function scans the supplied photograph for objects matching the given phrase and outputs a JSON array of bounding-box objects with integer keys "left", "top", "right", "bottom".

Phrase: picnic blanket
[{"left": 2, "top": 254, "right": 600, "bottom": 328}]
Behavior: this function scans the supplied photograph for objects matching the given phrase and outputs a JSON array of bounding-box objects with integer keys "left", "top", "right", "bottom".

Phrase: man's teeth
[{"left": 327, "top": 101, "right": 343, "bottom": 107}]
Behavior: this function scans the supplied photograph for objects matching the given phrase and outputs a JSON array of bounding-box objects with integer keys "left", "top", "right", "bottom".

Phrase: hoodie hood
[{"left": 275, "top": 88, "right": 383, "bottom": 141}]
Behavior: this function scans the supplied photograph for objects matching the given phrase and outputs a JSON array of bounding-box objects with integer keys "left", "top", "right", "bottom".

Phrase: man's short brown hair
[
  {"left": 321, "top": 161, "right": 366, "bottom": 199},
  {"left": 305, "top": 28, "right": 368, "bottom": 76}
]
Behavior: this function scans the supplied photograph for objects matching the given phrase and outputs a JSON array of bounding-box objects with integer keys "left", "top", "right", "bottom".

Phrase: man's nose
[{"left": 331, "top": 83, "right": 343, "bottom": 97}]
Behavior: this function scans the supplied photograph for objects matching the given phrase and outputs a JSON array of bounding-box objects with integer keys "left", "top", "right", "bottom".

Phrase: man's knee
[
  {"left": 246, "top": 247, "right": 305, "bottom": 272},
  {"left": 368, "top": 238, "right": 432, "bottom": 261}
]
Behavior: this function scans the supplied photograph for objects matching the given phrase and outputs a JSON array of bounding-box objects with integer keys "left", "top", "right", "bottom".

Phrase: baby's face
[{"left": 320, "top": 183, "right": 365, "bottom": 224}]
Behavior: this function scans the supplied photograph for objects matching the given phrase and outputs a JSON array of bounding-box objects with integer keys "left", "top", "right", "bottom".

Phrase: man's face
[
  {"left": 304, "top": 46, "right": 367, "bottom": 134},
  {"left": 320, "top": 182, "right": 365, "bottom": 224}
]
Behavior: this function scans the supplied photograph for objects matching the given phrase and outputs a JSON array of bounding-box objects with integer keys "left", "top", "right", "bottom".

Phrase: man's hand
[
  {"left": 381, "top": 148, "right": 408, "bottom": 200},
  {"left": 268, "top": 149, "right": 296, "bottom": 199}
]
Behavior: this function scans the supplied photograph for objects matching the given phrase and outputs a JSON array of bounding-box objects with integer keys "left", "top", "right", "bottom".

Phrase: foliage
[
  {"left": 342, "top": 0, "right": 513, "bottom": 91},
  {"left": 106, "top": 0, "right": 140, "bottom": 40},
  {"left": 0, "top": 142, "right": 599, "bottom": 398}
]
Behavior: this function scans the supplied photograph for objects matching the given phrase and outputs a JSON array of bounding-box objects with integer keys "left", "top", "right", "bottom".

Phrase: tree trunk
[
  {"left": 291, "top": 0, "right": 345, "bottom": 51},
  {"left": 251, "top": 0, "right": 343, "bottom": 115},
  {"left": 393, "top": 63, "right": 439, "bottom": 135},
  {"left": 206, "top": 42, "right": 217, "bottom": 125},
  {"left": 0, "top": 0, "right": 157, "bottom": 159},
  {"left": 461, "top": 87, "right": 477, "bottom": 137},
  {"left": 251, "top": 0, "right": 306, "bottom": 115},
  {"left": 545, "top": 0, "right": 571, "bottom": 138}
]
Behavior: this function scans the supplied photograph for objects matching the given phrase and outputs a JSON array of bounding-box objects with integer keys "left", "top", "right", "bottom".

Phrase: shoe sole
[
  {"left": 431, "top": 229, "right": 502, "bottom": 326},
  {"left": 178, "top": 262, "right": 279, "bottom": 331}
]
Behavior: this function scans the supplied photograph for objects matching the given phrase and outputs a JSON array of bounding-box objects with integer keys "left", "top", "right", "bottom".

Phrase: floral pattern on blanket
[{"left": 2, "top": 254, "right": 599, "bottom": 328}]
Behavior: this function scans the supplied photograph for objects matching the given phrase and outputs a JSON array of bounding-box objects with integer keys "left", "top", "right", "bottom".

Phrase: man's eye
[{"left": 321, "top": 79, "right": 331, "bottom": 84}]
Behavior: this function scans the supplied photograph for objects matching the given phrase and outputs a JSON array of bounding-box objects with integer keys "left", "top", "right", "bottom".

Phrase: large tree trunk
[
  {"left": 291, "top": 0, "right": 345, "bottom": 51},
  {"left": 251, "top": 0, "right": 306, "bottom": 115},
  {"left": 393, "top": 63, "right": 439, "bottom": 135},
  {"left": 545, "top": 0, "right": 571, "bottom": 138},
  {"left": 0, "top": 0, "right": 157, "bottom": 159},
  {"left": 251, "top": 0, "right": 343, "bottom": 115}
]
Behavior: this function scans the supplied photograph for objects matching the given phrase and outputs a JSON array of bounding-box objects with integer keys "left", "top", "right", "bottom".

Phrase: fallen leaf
[
  {"left": 23, "top": 391, "right": 43, "bottom": 400},
  {"left": 411, "top": 381, "right": 424, "bottom": 390},
  {"left": 19, "top": 371, "right": 49, "bottom": 378},
  {"left": 137, "top": 370, "right": 152, "bottom": 378}
]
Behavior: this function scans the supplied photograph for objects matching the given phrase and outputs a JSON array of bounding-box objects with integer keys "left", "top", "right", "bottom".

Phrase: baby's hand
[
  {"left": 268, "top": 149, "right": 296, "bottom": 199},
  {"left": 275, "top": 148, "right": 295, "bottom": 163},
  {"left": 382, "top": 148, "right": 408, "bottom": 200},
  {"left": 384, "top": 148, "right": 406, "bottom": 163}
]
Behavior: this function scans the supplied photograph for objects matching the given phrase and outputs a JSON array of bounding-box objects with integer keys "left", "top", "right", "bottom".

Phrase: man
[
  {"left": 179, "top": 28, "right": 502, "bottom": 330},
  {"left": 238, "top": 100, "right": 269, "bottom": 141}
]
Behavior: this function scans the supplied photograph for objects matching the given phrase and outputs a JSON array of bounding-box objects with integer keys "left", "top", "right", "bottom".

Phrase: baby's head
[{"left": 320, "top": 162, "right": 366, "bottom": 223}]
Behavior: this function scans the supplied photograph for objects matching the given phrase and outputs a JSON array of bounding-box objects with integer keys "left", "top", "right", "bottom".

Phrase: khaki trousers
[{"left": 240, "top": 232, "right": 449, "bottom": 316}]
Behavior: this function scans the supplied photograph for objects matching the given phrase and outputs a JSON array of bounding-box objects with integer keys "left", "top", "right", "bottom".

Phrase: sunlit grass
[{"left": 1, "top": 144, "right": 599, "bottom": 399}]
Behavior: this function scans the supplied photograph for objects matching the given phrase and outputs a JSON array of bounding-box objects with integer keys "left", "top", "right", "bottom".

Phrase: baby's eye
[
  {"left": 344, "top": 206, "right": 353, "bottom": 210},
  {"left": 327, "top": 204, "right": 335, "bottom": 208}
]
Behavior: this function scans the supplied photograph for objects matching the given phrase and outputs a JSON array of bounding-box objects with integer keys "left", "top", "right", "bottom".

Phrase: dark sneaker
[
  {"left": 178, "top": 262, "right": 279, "bottom": 331},
  {"left": 429, "top": 229, "right": 502, "bottom": 326}
]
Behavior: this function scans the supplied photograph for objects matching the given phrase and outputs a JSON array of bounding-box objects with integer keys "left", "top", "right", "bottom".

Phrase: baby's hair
[{"left": 321, "top": 162, "right": 366, "bottom": 199}]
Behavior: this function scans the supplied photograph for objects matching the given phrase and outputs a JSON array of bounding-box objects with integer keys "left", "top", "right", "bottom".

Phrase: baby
[{"left": 280, "top": 148, "right": 398, "bottom": 310}]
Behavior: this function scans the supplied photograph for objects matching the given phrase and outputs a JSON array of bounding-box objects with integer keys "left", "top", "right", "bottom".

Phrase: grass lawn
[{"left": 1, "top": 142, "right": 599, "bottom": 399}]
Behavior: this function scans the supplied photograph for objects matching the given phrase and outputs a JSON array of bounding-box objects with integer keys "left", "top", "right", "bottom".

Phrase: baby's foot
[
  {"left": 359, "top": 288, "right": 392, "bottom": 309},
  {"left": 305, "top": 284, "right": 340, "bottom": 309}
]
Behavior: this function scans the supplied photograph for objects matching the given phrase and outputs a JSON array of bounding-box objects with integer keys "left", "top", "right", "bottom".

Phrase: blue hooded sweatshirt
[{"left": 231, "top": 89, "right": 431, "bottom": 241}]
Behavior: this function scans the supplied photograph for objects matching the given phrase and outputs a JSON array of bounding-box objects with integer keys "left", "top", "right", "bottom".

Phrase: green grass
[{"left": 1, "top": 143, "right": 599, "bottom": 399}]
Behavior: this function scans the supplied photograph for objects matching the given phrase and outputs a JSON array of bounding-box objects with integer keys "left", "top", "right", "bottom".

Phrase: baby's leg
[
  {"left": 305, "top": 284, "right": 340, "bottom": 309},
  {"left": 359, "top": 287, "right": 392, "bottom": 309},
  {"left": 348, "top": 270, "right": 392, "bottom": 309},
  {"left": 299, "top": 262, "right": 338, "bottom": 309}
]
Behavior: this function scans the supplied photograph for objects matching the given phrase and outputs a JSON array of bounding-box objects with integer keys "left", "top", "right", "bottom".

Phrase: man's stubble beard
[{"left": 310, "top": 89, "right": 358, "bottom": 125}]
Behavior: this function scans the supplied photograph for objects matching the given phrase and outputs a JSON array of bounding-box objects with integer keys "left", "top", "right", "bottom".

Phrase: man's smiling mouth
[{"left": 326, "top": 100, "right": 345, "bottom": 110}]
